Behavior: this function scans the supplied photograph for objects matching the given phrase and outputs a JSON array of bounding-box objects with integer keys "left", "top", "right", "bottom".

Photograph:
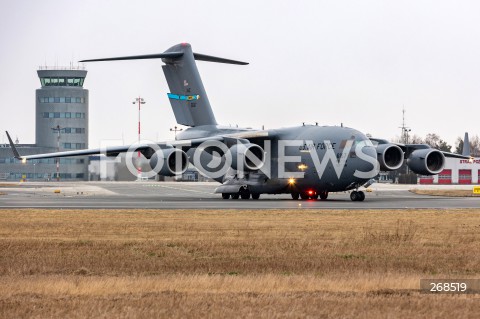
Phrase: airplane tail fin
[{"left": 80, "top": 43, "right": 248, "bottom": 127}]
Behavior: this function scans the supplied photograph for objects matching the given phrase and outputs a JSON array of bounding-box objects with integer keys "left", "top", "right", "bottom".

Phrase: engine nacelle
[
  {"left": 149, "top": 148, "right": 188, "bottom": 176},
  {"left": 376, "top": 144, "right": 404, "bottom": 171},
  {"left": 407, "top": 149, "right": 445, "bottom": 175},
  {"left": 229, "top": 143, "right": 265, "bottom": 171}
]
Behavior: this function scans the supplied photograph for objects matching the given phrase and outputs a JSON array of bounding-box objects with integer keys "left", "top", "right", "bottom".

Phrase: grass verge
[{"left": 0, "top": 209, "right": 479, "bottom": 318}]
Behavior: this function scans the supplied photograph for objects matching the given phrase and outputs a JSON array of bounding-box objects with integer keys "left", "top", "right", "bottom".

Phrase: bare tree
[
  {"left": 409, "top": 134, "right": 424, "bottom": 144},
  {"left": 471, "top": 135, "right": 480, "bottom": 157},
  {"left": 454, "top": 136, "right": 464, "bottom": 154},
  {"left": 424, "top": 133, "right": 451, "bottom": 152}
]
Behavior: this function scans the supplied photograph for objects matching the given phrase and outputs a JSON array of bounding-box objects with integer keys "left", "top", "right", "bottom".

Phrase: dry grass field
[{"left": 0, "top": 209, "right": 479, "bottom": 318}]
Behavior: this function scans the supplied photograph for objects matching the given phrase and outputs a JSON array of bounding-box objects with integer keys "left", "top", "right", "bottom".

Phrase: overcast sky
[{"left": 1, "top": 0, "right": 479, "bottom": 148}]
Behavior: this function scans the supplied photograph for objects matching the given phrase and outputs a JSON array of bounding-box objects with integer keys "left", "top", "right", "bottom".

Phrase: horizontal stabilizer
[
  {"left": 193, "top": 53, "right": 248, "bottom": 65},
  {"left": 80, "top": 52, "right": 248, "bottom": 65},
  {"left": 79, "top": 52, "right": 184, "bottom": 62}
]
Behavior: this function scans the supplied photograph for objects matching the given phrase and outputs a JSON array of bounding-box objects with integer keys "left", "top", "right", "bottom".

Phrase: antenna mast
[{"left": 399, "top": 107, "right": 411, "bottom": 144}]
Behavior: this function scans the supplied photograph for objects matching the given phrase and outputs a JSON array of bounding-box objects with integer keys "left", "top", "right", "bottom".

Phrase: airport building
[
  {"left": 0, "top": 66, "right": 89, "bottom": 181},
  {"left": 419, "top": 157, "right": 480, "bottom": 184}
]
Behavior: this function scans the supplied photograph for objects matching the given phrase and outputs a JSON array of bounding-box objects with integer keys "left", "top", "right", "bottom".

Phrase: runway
[{"left": 0, "top": 181, "right": 479, "bottom": 209}]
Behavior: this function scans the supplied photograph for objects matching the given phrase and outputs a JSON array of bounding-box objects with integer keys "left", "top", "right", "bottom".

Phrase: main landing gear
[
  {"left": 291, "top": 191, "right": 328, "bottom": 200},
  {"left": 222, "top": 189, "right": 261, "bottom": 200},
  {"left": 350, "top": 191, "right": 365, "bottom": 202}
]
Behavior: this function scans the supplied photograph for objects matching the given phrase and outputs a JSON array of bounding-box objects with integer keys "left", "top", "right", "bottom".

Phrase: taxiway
[{"left": 0, "top": 182, "right": 478, "bottom": 209}]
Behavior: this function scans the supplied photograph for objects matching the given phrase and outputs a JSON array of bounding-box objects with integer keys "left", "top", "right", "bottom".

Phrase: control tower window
[{"left": 40, "top": 77, "right": 85, "bottom": 87}]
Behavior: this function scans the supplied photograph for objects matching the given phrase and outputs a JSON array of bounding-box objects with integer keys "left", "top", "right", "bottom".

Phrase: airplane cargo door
[
  {"left": 438, "top": 169, "right": 452, "bottom": 184},
  {"left": 459, "top": 169, "right": 472, "bottom": 184}
]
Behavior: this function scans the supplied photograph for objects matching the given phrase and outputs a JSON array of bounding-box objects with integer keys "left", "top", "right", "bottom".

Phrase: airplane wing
[
  {"left": 5, "top": 131, "right": 223, "bottom": 161},
  {"left": 369, "top": 138, "right": 472, "bottom": 160}
]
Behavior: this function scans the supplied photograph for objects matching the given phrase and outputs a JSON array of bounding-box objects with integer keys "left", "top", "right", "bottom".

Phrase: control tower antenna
[{"left": 399, "top": 106, "right": 411, "bottom": 144}]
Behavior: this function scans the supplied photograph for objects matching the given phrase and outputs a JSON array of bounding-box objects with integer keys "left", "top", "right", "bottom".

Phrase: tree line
[{"left": 393, "top": 133, "right": 480, "bottom": 156}]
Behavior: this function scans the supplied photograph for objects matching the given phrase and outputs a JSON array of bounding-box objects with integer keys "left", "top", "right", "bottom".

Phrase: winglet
[{"left": 5, "top": 131, "right": 22, "bottom": 160}]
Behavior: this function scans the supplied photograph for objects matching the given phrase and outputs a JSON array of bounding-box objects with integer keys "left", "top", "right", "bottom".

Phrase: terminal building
[
  {"left": 419, "top": 158, "right": 480, "bottom": 184},
  {"left": 0, "top": 67, "right": 89, "bottom": 181}
]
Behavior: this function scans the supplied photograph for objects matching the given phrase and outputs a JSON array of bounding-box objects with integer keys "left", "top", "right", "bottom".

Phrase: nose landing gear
[{"left": 350, "top": 191, "right": 365, "bottom": 201}]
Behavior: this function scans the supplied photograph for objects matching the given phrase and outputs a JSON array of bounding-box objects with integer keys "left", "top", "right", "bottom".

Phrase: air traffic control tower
[{"left": 35, "top": 67, "right": 89, "bottom": 179}]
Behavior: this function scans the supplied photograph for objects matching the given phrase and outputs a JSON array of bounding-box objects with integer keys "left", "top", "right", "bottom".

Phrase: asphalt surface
[{"left": 0, "top": 181, "right": 479, "bottom": 209}]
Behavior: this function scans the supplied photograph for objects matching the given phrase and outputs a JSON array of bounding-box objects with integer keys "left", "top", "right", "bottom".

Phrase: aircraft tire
[
  {"left": 240, "top": 188, "right": 251, "bottom": 199},
  {"left": 251, "top": 193, "right": 260, "bottom": 200},
  {"left": 350, "top": 191, "right": 358, "bottom": 201},
  {"left": 240, "top": 193, "right": 250, "bottom": 199},
  {"left": 358, "top": 191, "right": 365, "bottom": 201},
  {"left": 222, "top": 193, "right": 230, "bottom": 199},
  {"left": 291, "top": 193, "right": 299, "bottom": 200},
  {"left": 300, "top": 193, "right": 309, "bottom": 200},
  {"left": 231, "top": 194, "right": 240, "bottom": 199},
  {"left": 320, "top": 191, "right": 328, "bottom": 200}
]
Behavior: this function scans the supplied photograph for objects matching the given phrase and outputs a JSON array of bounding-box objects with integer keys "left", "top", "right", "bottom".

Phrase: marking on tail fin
[{"left": 168, "top": 93, "right": 200, "bottom": 101}]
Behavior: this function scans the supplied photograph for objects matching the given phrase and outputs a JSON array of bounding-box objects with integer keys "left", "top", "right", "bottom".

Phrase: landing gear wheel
[
  {"left": 241, "top": 193, "right": 250, "bottom": 199},
  {"left": 240, "top": 189, "right": 251, "bottom": 199},
  {"left": 357, "top": 191, "right": 365, "bottom": 202},
  {"left": 300, "top": 193, "right": 309, "bottom": 200},
  {"left": 319, "top": 191, "right": 328, "bottom": 200},
  {"left": 231, "top": 194, "right": 240, "bottom": 199},
  {"left": 291, "top": 193, "right": 299, "bottom": 200},
  {"left": 251, "top": 193, "right": 260, "bottom": 200},
  {"left": 350, "top": 191, "right": 365, "bottom": 201},
  {"left": 222, "top": 193, "right": 230, "bottom": 199},
  {"left": 350, "top": 191, "right": 359, "bottom": 201}
]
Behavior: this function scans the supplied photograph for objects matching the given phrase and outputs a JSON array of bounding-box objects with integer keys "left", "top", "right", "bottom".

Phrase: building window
[
  {"left": 39, "top": 96, "right": 85, "bottom": 104},
  {"left": 62, "top": 143, "right": 85, "bottom": 149},
  {"left": 40, "top": 77, "right": 85, "bottom": 87},
  {"left": 42, "top": 112, "right": 85, "bottom": 119}
]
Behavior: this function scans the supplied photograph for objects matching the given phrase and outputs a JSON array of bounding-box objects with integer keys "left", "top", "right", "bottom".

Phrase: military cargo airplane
[{"left": 6, "top": 43, "right": 469, "bottom": 201}]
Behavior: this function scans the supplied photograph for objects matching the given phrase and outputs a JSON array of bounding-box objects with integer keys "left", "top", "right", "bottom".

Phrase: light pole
[
  {"left": 51, "top": 125, "right": 64, "bottom": 181},
  {"left": 170, "top": 126, "right": 183, "bottom": 140},
  {"left": 132, "top": 97, "right": 146, "bottom": 179},
  {"left": 33, "top": 163, "right": 36, "bottom": 181}
]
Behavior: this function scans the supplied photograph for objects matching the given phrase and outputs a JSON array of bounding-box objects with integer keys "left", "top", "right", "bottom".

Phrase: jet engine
[
  {"left": 229, "top": 143, "right": 265, "bottom": 171},
  {"left": 149, "top": 148, "right": 188, "bottom": 176},
  {"left": 407, "top": 149, "right": 445, "bottom": 175},
  {"left": 376, "top": 144, "right": 404, "bottom": 171}
]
